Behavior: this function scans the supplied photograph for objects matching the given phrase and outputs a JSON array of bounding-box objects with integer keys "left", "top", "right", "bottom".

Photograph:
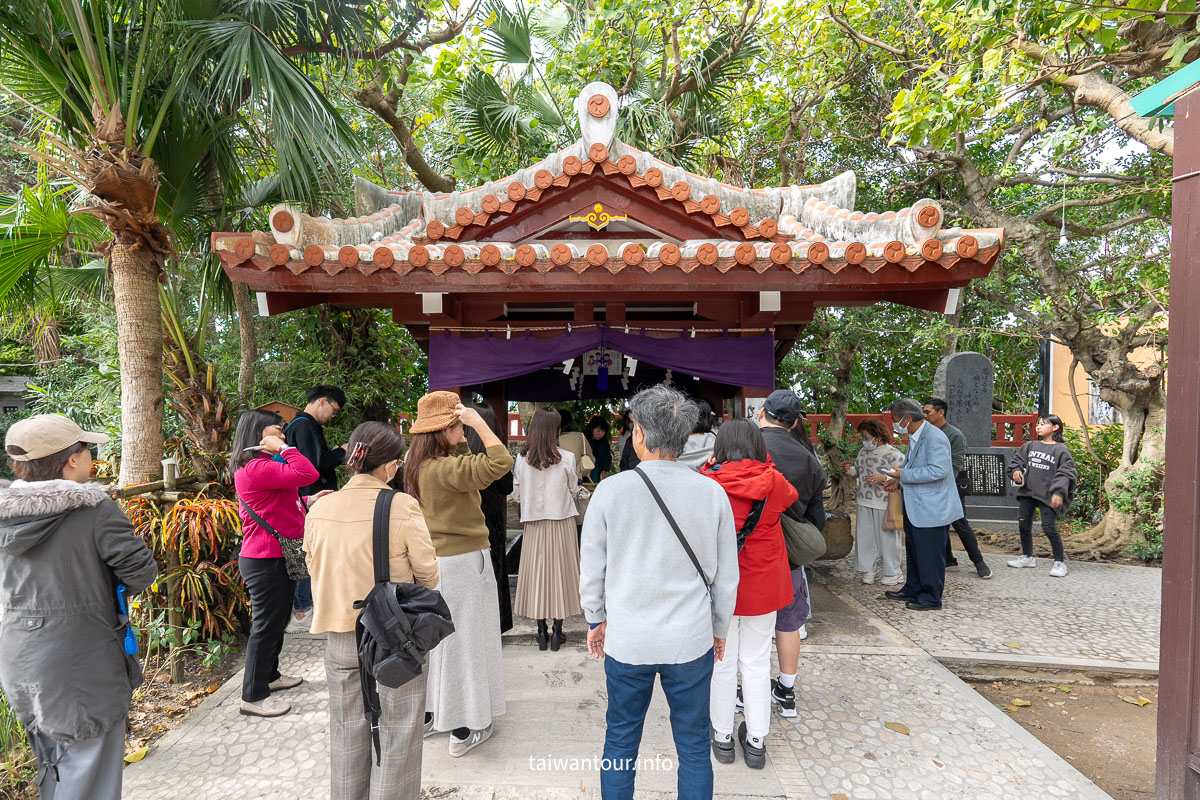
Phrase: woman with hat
[
  {"left": 404, "top": 392, "right": 514, "bottom": 757},
  {"left": 0, "top": 414, "right": 158, "bottom": 799}
]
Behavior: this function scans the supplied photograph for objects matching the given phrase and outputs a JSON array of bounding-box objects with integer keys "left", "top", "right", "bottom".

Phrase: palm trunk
[
  {"left": 234, "top": 285, "right": 257, "bottom": 404},
  {"left": 112, "top": 241, "right": 164, "bottom": 485}
]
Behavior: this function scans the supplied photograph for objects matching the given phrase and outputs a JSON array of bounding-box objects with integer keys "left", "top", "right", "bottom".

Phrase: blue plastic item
[{"left": 115, "top": 583, "right": 139, "bottom": 655}]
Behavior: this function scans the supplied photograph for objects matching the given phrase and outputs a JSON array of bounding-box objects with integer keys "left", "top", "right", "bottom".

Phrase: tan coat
[{"left": 303, "top": 474, "right": 439, "bottom": 634}]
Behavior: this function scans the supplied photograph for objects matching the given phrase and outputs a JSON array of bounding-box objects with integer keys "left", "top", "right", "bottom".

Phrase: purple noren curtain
[{"left": 429, "top": 326, "right": 775, "bottom": 389}]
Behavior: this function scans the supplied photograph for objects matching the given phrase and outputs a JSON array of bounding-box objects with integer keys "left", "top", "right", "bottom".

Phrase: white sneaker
[
  {"left": 798, "top": 624, "right": 808, "bottom": 641},
  {"left": 860, "top": 572, "right": 876, "bottom": 585},
  {"left": 286, "top": 609, "right": 312, "bottom": 634},
  {"left": 880, "top": 574, "right": 904, "bottom": 586},
  {"left": 449, "top": 724, "right": 493, "bottom": 757},
  {"left": 1049, "top": 561, "right": 1069, "bottom": 577},
  {"left": 1007, "top": 555, "right": 1037, "bottom": 569}
]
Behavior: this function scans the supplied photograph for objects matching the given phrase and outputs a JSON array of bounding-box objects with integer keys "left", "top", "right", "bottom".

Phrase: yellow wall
[{"left": 1048, "top": 317, "right": 1166, "bottom": 428}]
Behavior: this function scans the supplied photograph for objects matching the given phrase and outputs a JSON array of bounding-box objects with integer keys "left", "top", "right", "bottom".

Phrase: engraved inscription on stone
[{"left": 965, "top": 453, "right": 1006, "bottom": 496}]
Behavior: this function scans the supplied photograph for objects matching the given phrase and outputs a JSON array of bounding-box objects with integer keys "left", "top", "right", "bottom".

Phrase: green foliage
[
  {"left": 1062, "top": 425, "right": 1123, "bottom": 523},
  {"left": 0, "top": 688, "right": 35, "bottom": 794},
  {"left": 1109, "top": 459, "right": 1165, "bottom": 563}
]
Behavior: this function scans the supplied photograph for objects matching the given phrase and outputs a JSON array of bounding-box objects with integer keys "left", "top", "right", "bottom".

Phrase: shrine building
[{"left": 212, "top": 81, "right": 1005, "bottom": 420}]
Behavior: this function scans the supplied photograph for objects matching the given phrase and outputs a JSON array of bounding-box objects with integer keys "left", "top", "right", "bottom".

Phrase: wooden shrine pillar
[
  {"left": 1158, "top": 87, "right": 1200, "bottom": 800},
  {"left": 480, "top": 380, "right": 509, "bottom": 444}
]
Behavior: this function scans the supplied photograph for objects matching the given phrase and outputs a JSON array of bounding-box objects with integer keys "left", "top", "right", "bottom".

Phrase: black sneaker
[
  {"left": 770, "top": 678, "right": 796, "bottom": 718},
  {"left": 946, "top": 557, "right": 959, "bottom": 569},
  {"left": 738, "top": 721, "right": 766, "bottom": 769},
  {"left": 975, "top": 560, "right": 993, "bottom": 579},
  {"left": 710, "top": 728, "right": 735, "bottom": 764},
  {"left": 735, "top": 685, "right": 744, "bottom": 713}
]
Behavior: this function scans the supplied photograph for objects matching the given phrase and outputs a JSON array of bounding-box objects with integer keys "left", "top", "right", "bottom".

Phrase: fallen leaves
[
  {"left": 832, "top": 794, "right": 850, "bottom": 800},
  {"left": 1119, "top": 695, "right": 1153, "bottom": 707},
  {"left": 123, "top": 746, "right": 149, "bottom": 764},
  {"left": 884, "top": 722, "right": 910, "bottom": 735},
  {"left": 1011, "top": 699, "right": 1032, "bottom": 707},
  {"left": 1002, "top": 641, "right": 1022, "bottom": 649}
]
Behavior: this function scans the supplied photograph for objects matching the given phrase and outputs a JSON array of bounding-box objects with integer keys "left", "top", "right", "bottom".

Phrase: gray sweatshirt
[{"left": 579, "top": 459, "right": 738, "bottom": 665}]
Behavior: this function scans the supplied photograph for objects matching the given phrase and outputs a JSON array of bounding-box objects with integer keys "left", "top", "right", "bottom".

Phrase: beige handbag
[{"left": 883, "top": 490, "right": 905, "bottom": 531}]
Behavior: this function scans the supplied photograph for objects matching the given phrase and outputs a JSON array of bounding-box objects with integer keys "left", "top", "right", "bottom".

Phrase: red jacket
[
  {"left": 702, "top": 457, "right": 798, "bottom": 617},
  {"left": 235, "top": 448, "right": 319, "bottom": 559}
]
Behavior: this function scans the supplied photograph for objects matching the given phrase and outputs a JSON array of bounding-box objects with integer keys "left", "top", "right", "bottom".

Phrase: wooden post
[
  {"left": 161, "top": 459, "right": 186, "bottom": 684},
  {"left": 1158, "top": 88, "right": 1200, "bottom": 800}
]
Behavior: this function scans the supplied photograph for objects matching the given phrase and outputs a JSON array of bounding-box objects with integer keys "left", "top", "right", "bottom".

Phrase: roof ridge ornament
[{"left": 575, "top": 81, "right": 618, "bottom": 152}]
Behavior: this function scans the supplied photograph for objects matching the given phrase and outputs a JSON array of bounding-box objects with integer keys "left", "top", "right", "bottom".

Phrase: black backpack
[{"left": 353, "top": 490, "right": 455, "bottom": 763}]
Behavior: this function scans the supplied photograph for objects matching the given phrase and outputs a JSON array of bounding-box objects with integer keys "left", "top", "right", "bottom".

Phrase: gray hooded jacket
[{"left": 0, "top": 479, "right": 158, "bottom": 747}]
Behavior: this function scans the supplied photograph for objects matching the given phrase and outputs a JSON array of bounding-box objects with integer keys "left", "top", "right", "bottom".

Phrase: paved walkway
[
  {"left": 823, "top": 549, "right": 1161, "bottom": 673},
  {"left": 123, "top": 550, "right": 1157, "bottom": 799}
]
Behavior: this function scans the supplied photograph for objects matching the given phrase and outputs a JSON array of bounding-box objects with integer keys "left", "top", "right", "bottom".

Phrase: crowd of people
[{"left": 0, "top": 383, "right": 1079, "bottom": 800}]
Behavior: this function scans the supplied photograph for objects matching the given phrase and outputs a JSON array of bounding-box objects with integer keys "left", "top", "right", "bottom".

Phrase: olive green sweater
[{"left": 418, "top": 443, "right": 514, "bottom": 557}]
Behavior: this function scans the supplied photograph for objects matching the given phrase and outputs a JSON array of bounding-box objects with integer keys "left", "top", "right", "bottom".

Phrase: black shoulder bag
[
  {"left": 238, "top": 497, "right": 309, "bottom": 580},
  {"left": 633, "top": 467, "right": 714, "bottom": 594},
  {"left": 353, "top": 490, "right": 455, "bottom": 764}
]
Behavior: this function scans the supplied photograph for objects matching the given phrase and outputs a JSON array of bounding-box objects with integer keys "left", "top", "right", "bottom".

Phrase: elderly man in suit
[{"left": 880, "top": 397, "right": 962, "bottom": 611}]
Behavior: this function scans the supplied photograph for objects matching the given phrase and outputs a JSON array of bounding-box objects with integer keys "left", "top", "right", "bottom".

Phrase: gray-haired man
[{"left": 580, "top": 385, "right": 738, "bottom": 800}]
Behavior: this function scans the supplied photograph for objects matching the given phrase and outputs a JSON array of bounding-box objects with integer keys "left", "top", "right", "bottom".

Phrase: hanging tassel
[{"left": 598, "top": 365, "right": 609, "bottom": 392}]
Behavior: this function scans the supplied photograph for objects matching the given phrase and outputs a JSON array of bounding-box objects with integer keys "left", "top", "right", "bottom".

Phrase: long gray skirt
[
  {"left": 425, "top": 548, "right": 506, "bottom": 732},
  {"left": 513, "top": 518, "right": 583, "bottom": 620}
]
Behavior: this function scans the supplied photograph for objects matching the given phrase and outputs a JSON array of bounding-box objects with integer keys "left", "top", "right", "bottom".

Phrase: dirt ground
[{"left": 971, "top": 679, "right": 1158, "bottom": 800}]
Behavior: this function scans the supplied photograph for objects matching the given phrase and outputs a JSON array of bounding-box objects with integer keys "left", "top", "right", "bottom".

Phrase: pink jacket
[{"left": 235, "top": 448, "right": 319, "bottom": 559}]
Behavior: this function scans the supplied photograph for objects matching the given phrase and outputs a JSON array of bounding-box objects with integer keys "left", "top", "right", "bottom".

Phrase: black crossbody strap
[
  {"left": 736, "top": 497, "right": 768, "bottom": 551},
  {"left": 238, "top": 496, "right": 280, "bottom": 539},
  {"left": 372, "top": 490, "right": 397, "bottom": 585},
  {"left": 633, "top": 467, "right": 711, "bottom": 594}
]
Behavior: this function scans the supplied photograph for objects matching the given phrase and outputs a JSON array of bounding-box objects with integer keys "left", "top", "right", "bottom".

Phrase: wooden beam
[
  {"left": 573, "top": 302, "right": 595, "bottom": 323},
  {"left": 1158, "top": 87, "right": 1200, "bottom": 800},
  {"left": 606, "top": 303, "right": 626, "bottom": 325}
]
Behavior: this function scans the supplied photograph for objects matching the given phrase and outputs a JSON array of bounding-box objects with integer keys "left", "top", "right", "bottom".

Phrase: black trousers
[
  {"left": 239, "top": 556, "right": 295, "bottom": 702},
  {"left": 901, "top": 504, "right": 949, "bottom": 608},
  {"left": 1017, "top": 496, "right": 1065, "bottom": 562},
  {"left": 945, "top": 479, "right": 984, "bottom": 564}
]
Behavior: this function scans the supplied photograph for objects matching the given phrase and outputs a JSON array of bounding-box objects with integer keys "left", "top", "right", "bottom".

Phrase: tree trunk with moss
[{"left": 822, "top": 345, "right": 859, "bottom": 514}]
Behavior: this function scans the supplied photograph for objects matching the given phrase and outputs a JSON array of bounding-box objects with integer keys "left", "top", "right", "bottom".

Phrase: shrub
[{"left": 1062, "top": 425, "right": 1123, "bottom": 524}]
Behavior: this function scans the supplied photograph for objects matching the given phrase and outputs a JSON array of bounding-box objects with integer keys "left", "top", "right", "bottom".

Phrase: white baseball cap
[{"left": 5, "top": 414, "right": 109, "bottom": 461}]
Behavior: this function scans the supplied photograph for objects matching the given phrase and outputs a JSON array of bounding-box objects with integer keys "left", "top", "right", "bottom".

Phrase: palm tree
[
  {"left": 0, "top": 0, "right": 360, "bottom": 484},
  {"left": 451, "top": 0, "right": 764, "bottom": 175}
]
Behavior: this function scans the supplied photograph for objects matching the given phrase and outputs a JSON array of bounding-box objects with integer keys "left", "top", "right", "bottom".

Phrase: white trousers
[
  {"left": 854, "top": 504, "right": 903, "bottom": 577},
  {"left": 709, "top": 612, "right": 776, "bottom": 740}
]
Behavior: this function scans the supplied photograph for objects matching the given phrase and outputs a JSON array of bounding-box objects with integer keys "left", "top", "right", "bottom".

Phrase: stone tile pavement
[
  {"left": 120, "top": 550, "right": 1154, "bottom": 799},
  {"left": 820, "top": 549, "right": 1161, "bottom": 672}
]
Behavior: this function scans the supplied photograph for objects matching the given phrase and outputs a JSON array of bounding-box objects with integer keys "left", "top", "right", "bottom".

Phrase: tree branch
[
  {"left": 356, "top": 80, "right": 455, "bottom": 193},
  {"left": 1016, "top": 42, "right": 1174, "bottom": 156}
]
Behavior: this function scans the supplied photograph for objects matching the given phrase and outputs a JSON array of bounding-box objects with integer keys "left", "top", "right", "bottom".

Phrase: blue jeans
[
  {"left": 602, "top": 649, "right": 714, "bottom": 800},
  {"left": 293, "top": 576, "right": 312, "bottom": 613}
]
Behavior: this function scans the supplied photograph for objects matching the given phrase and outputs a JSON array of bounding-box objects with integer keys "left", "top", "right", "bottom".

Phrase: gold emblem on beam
[{"left": 569, "top": 203, "right": 627, "bottom": 230}]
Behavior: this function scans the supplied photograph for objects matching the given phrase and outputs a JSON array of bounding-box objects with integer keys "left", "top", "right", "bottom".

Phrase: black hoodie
[{"left": 1009, "top": 440, "right": 1078, "bottom": 509}]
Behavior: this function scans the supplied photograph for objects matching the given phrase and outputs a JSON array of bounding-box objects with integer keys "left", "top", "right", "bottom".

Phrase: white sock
[
  {"left": 778, "top": 673, "right": 796, "bottom": 689},
  {"left": 714, "top": 731, "right": 731, "bottom": 743},
  {"left": 749, "top": 734, "right": 764, "bottom": 748}
]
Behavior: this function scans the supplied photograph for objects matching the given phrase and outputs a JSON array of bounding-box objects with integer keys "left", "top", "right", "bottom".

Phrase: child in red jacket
[{"left": 701, "top": 419, "right": 798, "bottom": 770}]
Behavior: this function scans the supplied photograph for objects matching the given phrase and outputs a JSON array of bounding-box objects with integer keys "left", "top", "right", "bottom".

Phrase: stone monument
[{"left": 933, "top": 352, "right": 1020, "bottom": 531}]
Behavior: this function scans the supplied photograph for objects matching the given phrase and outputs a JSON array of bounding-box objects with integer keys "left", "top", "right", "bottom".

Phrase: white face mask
[{"left": 893, "top": 417, "right": 909, "bottom": 436}]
